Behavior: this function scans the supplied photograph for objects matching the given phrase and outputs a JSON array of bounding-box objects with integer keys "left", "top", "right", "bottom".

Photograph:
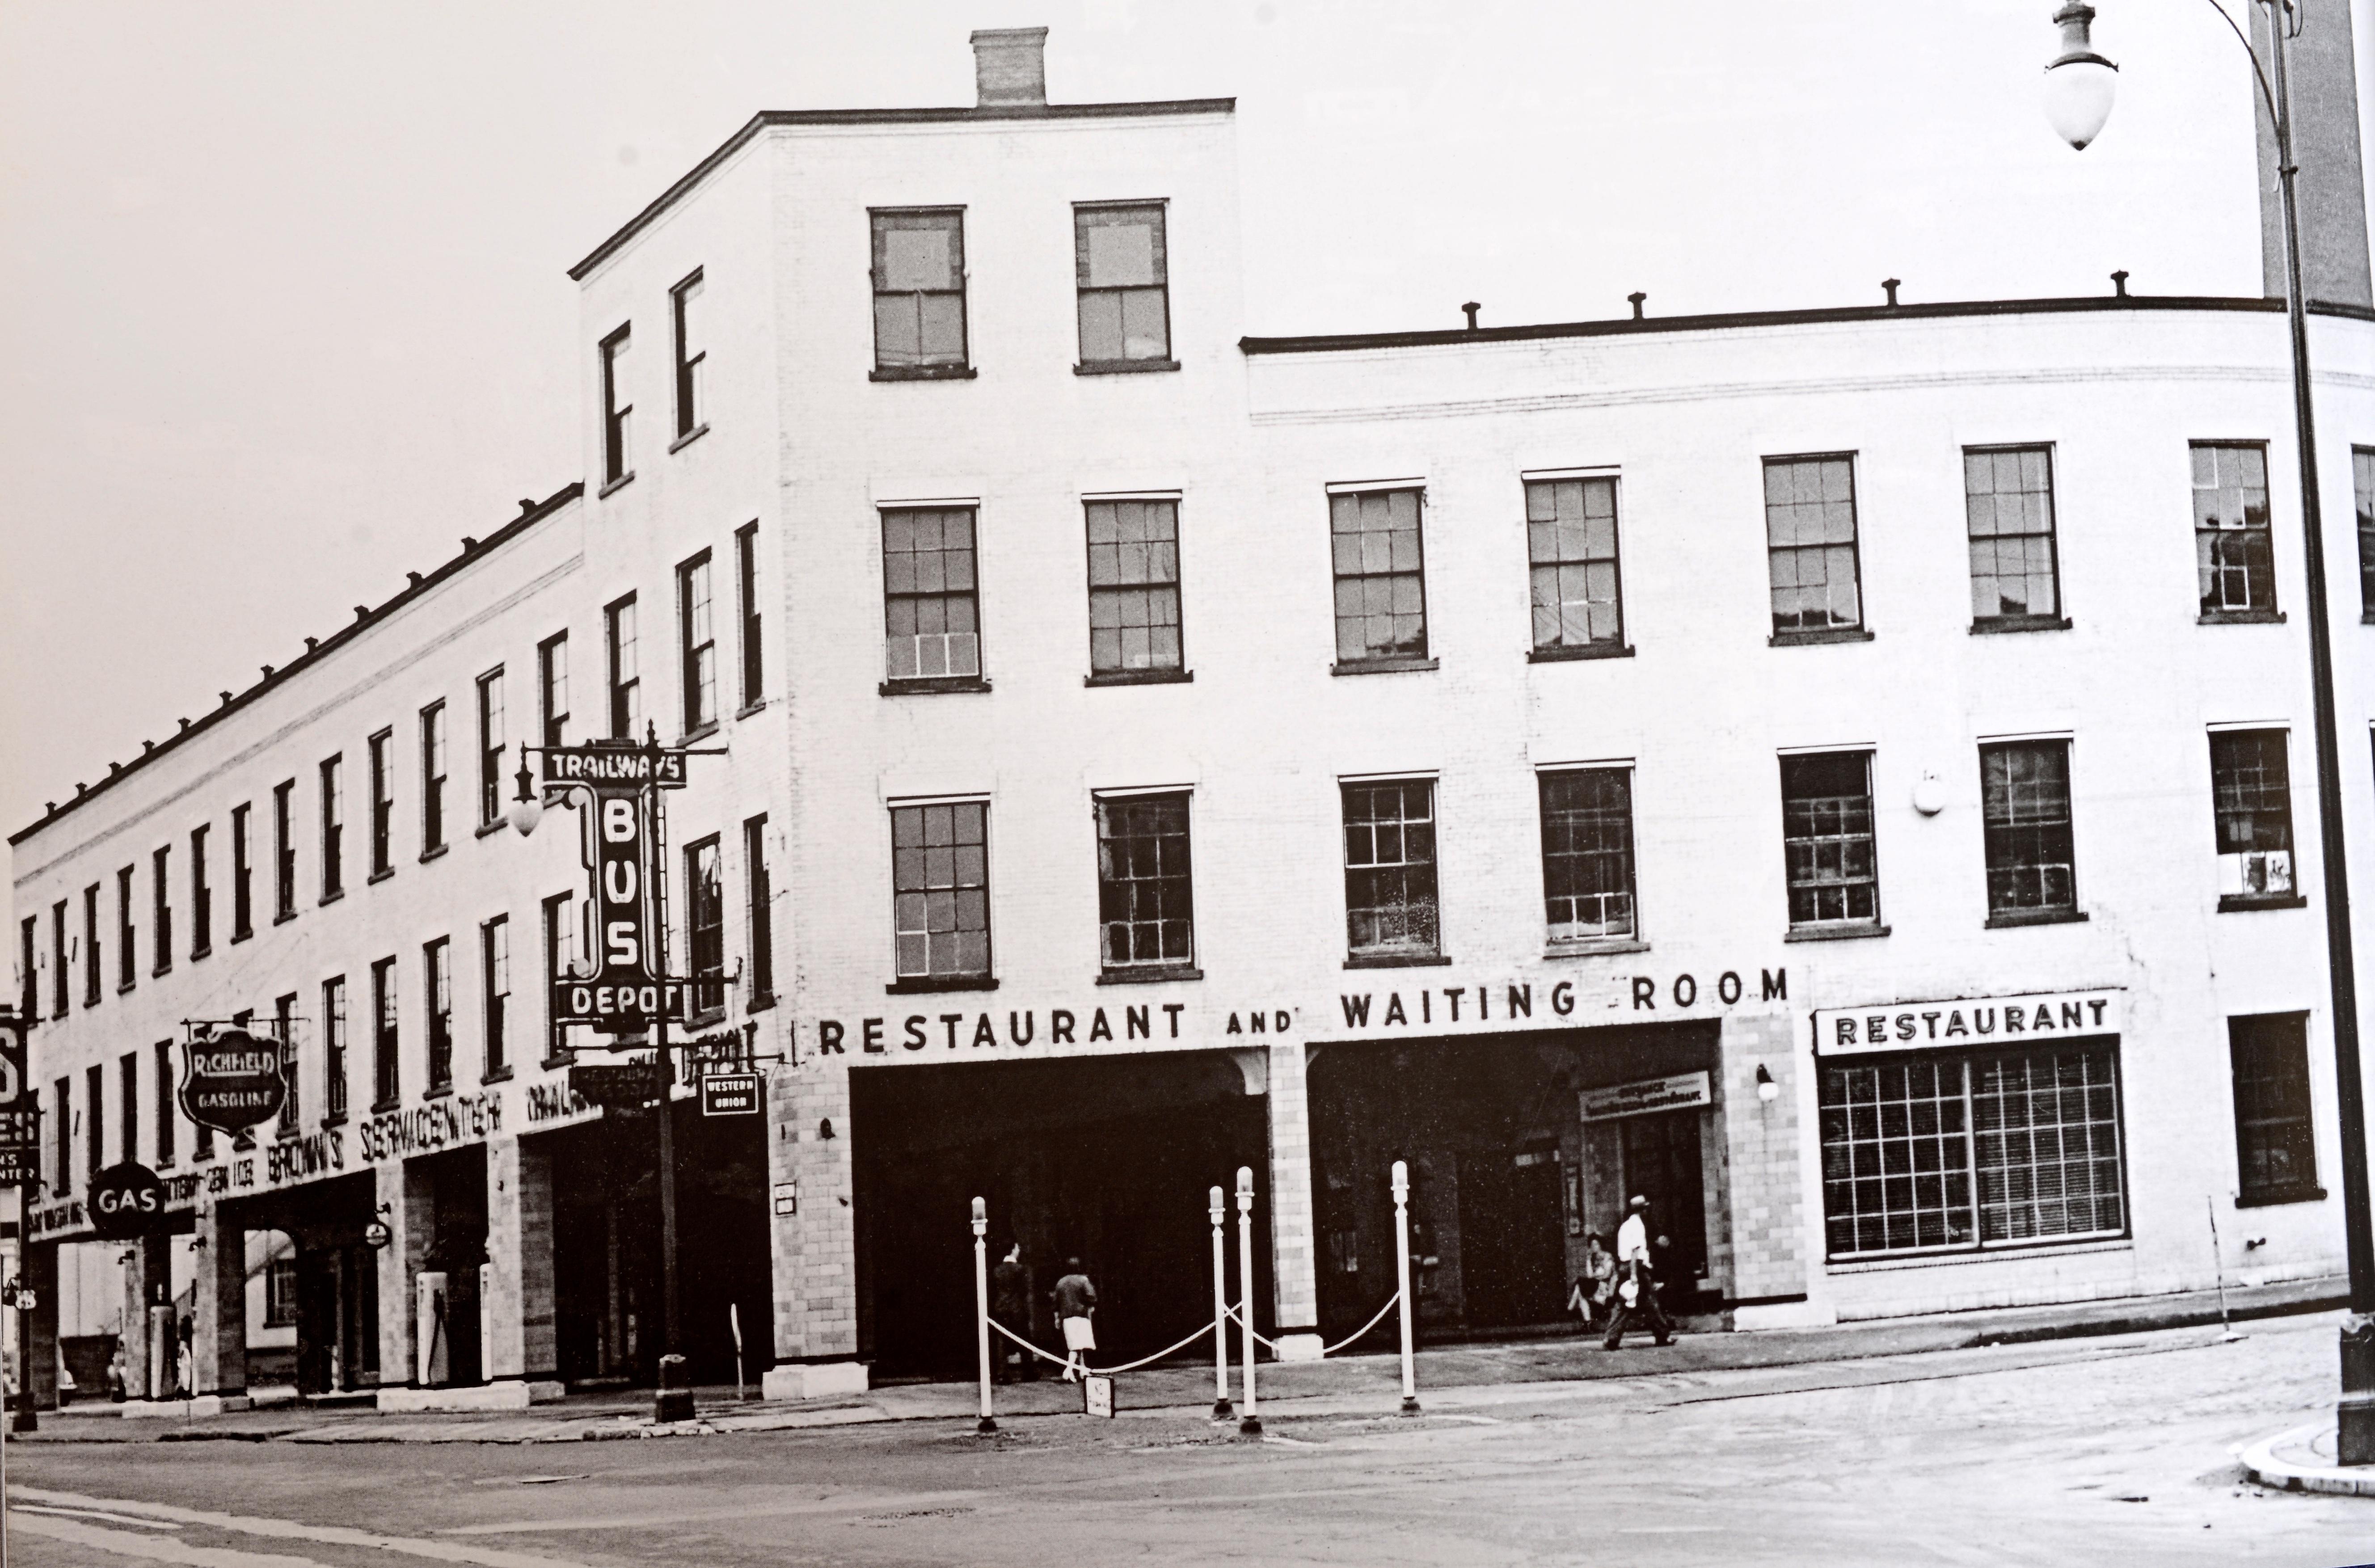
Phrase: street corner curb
[
  {"left": 2239, "top": 1423, "right": 2375, "bottom": 1497},
  {"left": 579, "top": 1418, "right": 725, "bottom": 1440}
]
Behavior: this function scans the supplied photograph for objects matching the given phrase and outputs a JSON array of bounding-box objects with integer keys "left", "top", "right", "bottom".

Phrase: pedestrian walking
[
  {"left": 991, "top": 1242, "right": 1038, "bottom": 1383},
  {"left": 1052, "top": 1258, "right": 1098, "bottom": 1382},
  {"left": 1567, "top": 1232, "right": 1617, "bottom": 1331},
  {"left": 1601, "top": 1196, "right": 1673, "bottom": 1350}
]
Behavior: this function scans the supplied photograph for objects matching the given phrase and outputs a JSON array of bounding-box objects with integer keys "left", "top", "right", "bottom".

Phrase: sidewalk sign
[{"left": 1083, "top": 1374, "right": 1114, "bottom": 1419}]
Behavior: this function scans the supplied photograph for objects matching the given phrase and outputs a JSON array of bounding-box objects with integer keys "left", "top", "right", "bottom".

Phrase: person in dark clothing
[
  {"left": 990, "top": 1243, "right": 1037, "bottom": 1383},
  {"left": 1051, "top": 1259, "right": 1098, "bottom": 1383}
]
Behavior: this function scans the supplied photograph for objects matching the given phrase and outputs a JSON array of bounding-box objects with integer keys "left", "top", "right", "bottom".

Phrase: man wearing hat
[{"left": 1601, "top": 1194, "right": 1673, "bottom": 1349}]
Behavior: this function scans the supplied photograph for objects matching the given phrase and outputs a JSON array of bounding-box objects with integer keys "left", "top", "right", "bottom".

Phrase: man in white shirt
[{"left": 1602, "top": 1194, "right": 1674, "bottom": 1349}]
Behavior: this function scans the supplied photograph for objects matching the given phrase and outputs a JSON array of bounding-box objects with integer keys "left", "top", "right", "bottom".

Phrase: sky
[{"left": 2, "top": 0, "right": 2371, "bottom": 899}]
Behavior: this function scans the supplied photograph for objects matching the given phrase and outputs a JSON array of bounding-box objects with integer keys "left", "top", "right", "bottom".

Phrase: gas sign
[
  {"left": 181, "top": 1028, "right": 287, "bottom": 1134},
  {"left": 88, "top": 1162, "right": 169, "bottom": 1240}
]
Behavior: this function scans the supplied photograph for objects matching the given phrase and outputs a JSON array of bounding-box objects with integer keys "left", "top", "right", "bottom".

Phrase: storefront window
[{"left": 1820, "top": 1043, "right": 2125, "bottom": 1259}]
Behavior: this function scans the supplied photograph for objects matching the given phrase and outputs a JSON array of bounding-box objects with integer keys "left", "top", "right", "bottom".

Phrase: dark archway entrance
[
  {"left": 237, "top": 1169, "right": 378, "bottom": 1395},
  {"left": 544, "top": 1102, "right": 769, "bottom": 1389},
  {"left": 851, "top": 1051, "right": 1267, "bottom": 1381},
  {"left": 1308, "top": 1022, "right": 1720, "bottom": 1343}
]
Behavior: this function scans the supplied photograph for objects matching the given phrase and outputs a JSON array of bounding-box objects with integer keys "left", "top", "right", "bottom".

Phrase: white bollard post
[
  {"left": 1210, "top": 1185, "right": 1233, "bottom": 1420},
  {"left": 972, "top": 1197, "right": 996, "bottom": 1435},
  {"left": 1393, "top": 1160, "right": 1420, "bottom": 1416},
  {"left": 1236, "top": 1166, "right": 1261, "bottom": 1436}
]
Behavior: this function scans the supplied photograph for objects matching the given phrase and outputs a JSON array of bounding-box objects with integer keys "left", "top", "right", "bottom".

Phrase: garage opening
[{"left": 544, "top": 1100, "right": 770, "bottom": 1388}]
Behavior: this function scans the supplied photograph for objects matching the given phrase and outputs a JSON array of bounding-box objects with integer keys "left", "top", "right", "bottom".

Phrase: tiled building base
[
  {"left": 121, "top": 1395, "right": 250, "bottom": 1419},
  {"left": 376, "top": 1379, "right": 564, "bottom": 1413},
  {"left": 763, "top": 1360, "right": 870, "bottom": 1401}
]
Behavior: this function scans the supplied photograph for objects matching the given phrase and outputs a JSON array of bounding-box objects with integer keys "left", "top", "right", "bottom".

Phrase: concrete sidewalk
[
  {"left": 2240, "top": 1421, "right": 2375, "bottom": 1497},
  {"left": 8, "top": 1273, "right": 2340, "bottom": 1446}
]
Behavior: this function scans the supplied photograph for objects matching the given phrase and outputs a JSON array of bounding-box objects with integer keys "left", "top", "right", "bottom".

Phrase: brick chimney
[
  {"left": 970, "top": 27, "right": 1048, "bottom": 108},
  {"left": 2254, "top": 0, "right": 2372, "bottom": 308}
]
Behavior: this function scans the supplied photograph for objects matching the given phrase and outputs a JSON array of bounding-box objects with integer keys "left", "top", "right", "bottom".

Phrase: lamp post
[
  {"left": 512, "top": 733, "right": 705, "bottom": 1425},
  {"left": 2047, "top": 0, "right": 2373, "bottom": 1464}
]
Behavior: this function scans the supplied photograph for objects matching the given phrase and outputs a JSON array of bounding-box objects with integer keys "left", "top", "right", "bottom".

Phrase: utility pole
[{"left": 647, "top": 725, "right": 691, "bottom": 1424}]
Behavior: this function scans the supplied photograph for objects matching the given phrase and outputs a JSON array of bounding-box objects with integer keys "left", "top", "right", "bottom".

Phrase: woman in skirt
[{"left": 1051, "top": 1259, "right": 1098, "bottom": 1382}]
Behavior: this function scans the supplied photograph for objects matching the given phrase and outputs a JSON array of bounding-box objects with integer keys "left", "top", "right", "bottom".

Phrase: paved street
[{"left": 6, "top": 1312, "right": 2374, "bottom": 1568}]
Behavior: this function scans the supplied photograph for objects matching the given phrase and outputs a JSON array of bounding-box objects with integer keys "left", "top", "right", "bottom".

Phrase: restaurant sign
[{"left": 1813, "top": 988, "right": 2122, "bottom": 1056}]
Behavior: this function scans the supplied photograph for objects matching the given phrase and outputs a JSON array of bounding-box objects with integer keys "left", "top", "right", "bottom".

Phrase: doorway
[
  {"left": 851, "top": 1052, "right": 1267, "bottom": 1380},
  {"left": 1455, "top": 1142, "right": 1567, "bottom": 1329},
  {"left": 1619, "top": 1110, "right": 1708, "bottom": 1290}
]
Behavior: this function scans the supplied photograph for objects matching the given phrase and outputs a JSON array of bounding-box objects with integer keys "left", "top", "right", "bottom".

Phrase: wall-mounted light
[
  {"left": 1755, "top": 1063, "right": 1780, "bottom": 1104},
  {"left": 508, "top": 744, "right": 544, "bottom": 838},
  {"left": 1912, "top": 772, "right": 1946, "bottom": 816}
]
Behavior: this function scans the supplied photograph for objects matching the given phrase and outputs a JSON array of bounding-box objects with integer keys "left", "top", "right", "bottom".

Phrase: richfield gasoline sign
[{"left": 181, "top": 1028, "right": 287, "bottom": 1135}]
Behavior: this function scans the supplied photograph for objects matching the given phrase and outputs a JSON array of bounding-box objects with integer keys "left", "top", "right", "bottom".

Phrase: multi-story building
[{"left": 11, "top": 23, "right": 2374, "bottom": 1408}]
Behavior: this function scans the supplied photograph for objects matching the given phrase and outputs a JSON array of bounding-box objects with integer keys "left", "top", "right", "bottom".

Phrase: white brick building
[{"left": 11, "top": 26, "right": 2374, "bottom": 1407}]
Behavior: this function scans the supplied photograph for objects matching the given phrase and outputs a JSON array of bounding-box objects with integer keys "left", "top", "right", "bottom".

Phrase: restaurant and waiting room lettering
[
  {"left": 820, "top": 1004, "right": 1194, "bottom": 1055},
  {"left": 806, "top": 966, "right": 1784, "bottom": 1059},
  {"left": 1340, "top": 969, "right": 1782, "bottom": 1029}
]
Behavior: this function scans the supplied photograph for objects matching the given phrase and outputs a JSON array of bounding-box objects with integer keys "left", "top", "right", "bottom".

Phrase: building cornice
[
  {"left": 10, "top": 482, "right": 584, "bottom": 848},
  {"left": 1239, "top": 294, "right": 2375, "bottom": 355},
  {"left": 567, "top": 99, "right": 1237, "bottom": 282}
]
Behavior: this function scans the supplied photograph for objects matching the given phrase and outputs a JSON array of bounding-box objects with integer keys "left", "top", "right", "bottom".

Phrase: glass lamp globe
[
  {"left": 2045, "top": 57, "right": 2118, "bottom": 150},
  {"left": 2043, "top": 2, "right": 2118, "bottom": 151}
]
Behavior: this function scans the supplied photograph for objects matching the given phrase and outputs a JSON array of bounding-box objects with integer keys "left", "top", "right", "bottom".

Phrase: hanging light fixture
[
  {"left": 508, "top": 743, "right": 544, "bottom": 838},
  {"left": 2043, "top": 1, "right": 2119, "bottom": 150}
]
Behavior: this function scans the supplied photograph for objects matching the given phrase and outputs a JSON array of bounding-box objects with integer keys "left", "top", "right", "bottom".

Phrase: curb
[
  {"left": 2239, "top": 1422, "right": 2375, "bottom": 1497},
  {"left": 1953, "top": 1292, "right": 2346, "bottom": 1351}
]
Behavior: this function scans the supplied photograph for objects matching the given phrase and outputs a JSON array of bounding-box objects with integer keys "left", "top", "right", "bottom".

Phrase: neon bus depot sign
[{"left": 541, "top": 743, "right": 691, "bottom": 1029}]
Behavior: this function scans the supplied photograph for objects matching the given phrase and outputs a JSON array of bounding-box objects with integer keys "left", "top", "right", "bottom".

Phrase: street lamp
[
  {"left": 508, "top": 746, "right": 544, "bottom": 838},
  {"left": 2049, "top": 0, "right": 2373, "bottom": 1466},
  {"left": 2042, "top": 3, "right": 2118, "bottom": 151}
]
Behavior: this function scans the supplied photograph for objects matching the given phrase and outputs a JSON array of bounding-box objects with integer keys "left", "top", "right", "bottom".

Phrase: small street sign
[
  {"left": 570, "top": 1062, "right": 662, "bottom": 1108},
  {"left": 4, "top": 1287, "right": 36, "bottom": 1311},
  {"left": 772, "top": 1181, "right": 797, "bottom": 1216},
  {"left": 700, "top": 1074, "right": 761, "bottom": 1117},
  {"left": 363, "top": 1220, "right": 392, "bottom": 1251},
  {"left": 1084, "top": 1375, "right": 1115, "bottom": 1418}
]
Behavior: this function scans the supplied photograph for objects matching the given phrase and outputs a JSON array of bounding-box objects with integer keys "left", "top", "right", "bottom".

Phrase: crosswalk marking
[
  {"left": 15, "top": 1503, "right": 186, "bottom": 1530},
  {"left": 11, "top": 1513, "right": 336, "bottom": 1568},
  {"left": 10, "top": 1489, "right": 595, "bottom": 1568}
]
